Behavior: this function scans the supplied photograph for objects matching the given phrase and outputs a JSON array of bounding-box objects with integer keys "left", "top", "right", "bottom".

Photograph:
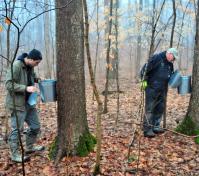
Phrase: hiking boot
[
  {"left": 25, "top": 145, "right": 45, "bottom": 154},
  {"left": 153, "top": 128, "right": 165, "bottom": 134},
  {"left": 11, "top": 153, "right": 30, "bottom": 163},
  {"left": 9, "top": 141, "right": 30, "bottom": 163},
  {"left": 144, "top": 129, "right": 156, "bottom": 138}
]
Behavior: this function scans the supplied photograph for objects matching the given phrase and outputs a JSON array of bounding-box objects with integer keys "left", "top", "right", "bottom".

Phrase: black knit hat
[{"left": 28, "top": 49, "right": 42, "bottom": 60}]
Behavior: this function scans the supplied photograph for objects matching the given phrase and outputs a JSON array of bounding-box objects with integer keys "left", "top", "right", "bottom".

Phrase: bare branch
[
  {"left": 0, "top": 54, "right": 11, "bottom": 63},
  {"left": 20, "top": 0, "right": 74, "bottom": 33}
]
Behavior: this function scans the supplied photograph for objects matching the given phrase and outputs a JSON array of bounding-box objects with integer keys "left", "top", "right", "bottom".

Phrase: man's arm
[{"left": 5, "top": 62, "right": 26, "bottom": 93}]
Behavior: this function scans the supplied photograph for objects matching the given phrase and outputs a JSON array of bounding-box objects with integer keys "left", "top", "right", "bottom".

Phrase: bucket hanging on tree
[
  {"left": 178, "top": 76, "right": 192, "bottom": 95},
  {"left": 39, "top": 79, "right": 57, "bottom": 102}
]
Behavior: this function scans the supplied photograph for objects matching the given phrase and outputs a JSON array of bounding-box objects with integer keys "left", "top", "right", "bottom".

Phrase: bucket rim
[
  {"left": 181, "top": 76, "right": 191, "bottom": 79},
  {"left": 40, "top": 79, "right": 56, "bottom": 83}
]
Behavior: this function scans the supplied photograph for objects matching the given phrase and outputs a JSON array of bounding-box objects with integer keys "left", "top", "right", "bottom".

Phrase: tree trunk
[
  {"left": 148, "top": 0, "right": 156, "bottom": 57},
  {"left": 127, "top": 0, "right": 133, "bottom": 80},
  {"left": 170, "top": 0, "right": 176, "bottom": 47},
  {"left": 114, "top": 0, "right": 120, "bottom": 127},
  {"left": 82, "top": 0, "right": 103, "bottom": 174},
  {"left": 187, "top": 0, "right": 199, "bottom": 127},
  {"left": 108, "top": 0, "right": 119, "bottom": 81},
  {"left": 93, "top": 0, "right": 100, "bottom": 100},
  {"left": 176, "top": 0, "right": 199, "bottom": 137},
  {"left": 0, "top": 34, "right": 3, "bottom": 81},
  {"left": 163, "top": 0, "right": 176, "bottom": 128},
  {"left": 6, "top": 1, "right": 16, "bottom": 67},
  {"left": 135, "top": 0, "right": 142, "bottom": 80},
  {"left": 53, "top": 0, "right": 95, "bottom": 162},
  {"left": 177, "top": 1, "right": 191, "bottom": 70},
  {"left": 103, "top": 0, "right": 113, "bottom": 113},
  {"left": 44, "top": 0, "right": 52, "bottom": 78}
]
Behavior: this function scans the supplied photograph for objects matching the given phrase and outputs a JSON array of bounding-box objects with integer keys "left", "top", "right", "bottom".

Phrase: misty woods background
[
  {"left": 0, "top": 0, "right": 195, "bottom": 82},
  {"left": 0, "top": 0, "right": 199, "bottom": 175}
]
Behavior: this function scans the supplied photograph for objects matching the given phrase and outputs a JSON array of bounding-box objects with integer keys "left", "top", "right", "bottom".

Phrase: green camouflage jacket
[{"left": 5, "top": 60, "right": 36, "bottom": 111}]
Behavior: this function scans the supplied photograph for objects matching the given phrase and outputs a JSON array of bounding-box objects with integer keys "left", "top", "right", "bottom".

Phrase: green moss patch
[
  {"left": 48, "top": 132, "right": 96, "bottom": 159},
  {"left": 194, "top": 129, "right": 199, "bottom": 144},
  {"left": 76, "top": 132, "right": 96, "bottom": 157},
  {"left": 176, "top": 116, "right": 199, "bottom": 144},
  {"left": 48, "top": 136, "right": 58, "bottom": 160},
  {"left": 93, "top": 164, "right": 100, "bottom": 176}
]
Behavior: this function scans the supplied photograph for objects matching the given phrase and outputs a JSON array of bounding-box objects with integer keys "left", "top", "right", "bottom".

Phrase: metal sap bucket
[
  {"left": 168, "top": 70, "right": 181, "bottom": 88},
  {"left": 178, "top": 76, "right": 192, "bottom": 95},
  {"left": 39, "top": 79, "right": 57, "bottom": 102}
]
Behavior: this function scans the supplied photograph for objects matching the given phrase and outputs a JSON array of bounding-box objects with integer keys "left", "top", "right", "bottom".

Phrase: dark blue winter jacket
[{"left": 146, "top": 51, "right": 174, "bottom": 91}]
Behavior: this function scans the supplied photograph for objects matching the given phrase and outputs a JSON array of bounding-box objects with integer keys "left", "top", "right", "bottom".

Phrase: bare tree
[
  {"left": 53, "top": 0, "right": 96, "bottom": 163},
  {"left": 170, "top": 0, "right": 176, "bottom": 47},
  {"left": 6, "top": 0, "right": 16, "bottom": 67},
  {"left": 44, "top": 0, "right": 52, "bottom": 78},
  {"left": 135, "top": 0, "right": 143, "bottom": 80},
  {"left": 127, "top": 0, "right": 133, "bottom": 80},
  {"left": 93, "top": 0, "right": 100, "bottom": 100},
  {"left": 83, "top": 0, "right": 103, "bottom": 174},
  {"left": 113, "top": 0, "right": 120, "bottom": 127},
  {"left": 148, "top": 0, "right": 166, "bottom": 56},
  {"left": 103, "top": 0, "right": 113, "bottom": 113}
]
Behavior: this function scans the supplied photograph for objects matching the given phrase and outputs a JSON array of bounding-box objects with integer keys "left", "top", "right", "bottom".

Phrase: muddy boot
[
  {"left": 26, "top": 145, "right": 45, "bottom": 154},
  {"left": 144, "top": 129, "right": 156, "bottom": 138},
  {"left": 26, "top": 134, "right": 44, "bottom": 154},
  {"left": 11, "top": 151, "right": 30, "bottom": 163},
  {"left": 153, "top": 127, "right": 165, "bottom": 134},
  {"left": 143, "top": 113, "right": 154, "bottom": 134},
  {"left": 9, "top": 142, "right": 29, "bottom": 162}
]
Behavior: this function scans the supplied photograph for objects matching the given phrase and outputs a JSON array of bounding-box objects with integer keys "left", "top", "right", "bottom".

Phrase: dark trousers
[{"left": 143, "top": 87, "right": 166, "bottom": 132}]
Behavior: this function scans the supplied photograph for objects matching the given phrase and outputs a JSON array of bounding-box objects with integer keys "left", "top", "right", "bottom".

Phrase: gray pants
[{"left": 8, "top": 104, "right": 40, "bottom": 154}]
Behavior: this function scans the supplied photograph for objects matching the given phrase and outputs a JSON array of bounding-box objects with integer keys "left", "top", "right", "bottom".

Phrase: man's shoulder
[
  {"left": 150, "top": 51, "right": 166, "bottom": 62},
  {"left": 154, "top": 51, "right": 166, "bottom": 58},
  {"left": 13, "top": 60, "right": 24, "bottom": 68}
]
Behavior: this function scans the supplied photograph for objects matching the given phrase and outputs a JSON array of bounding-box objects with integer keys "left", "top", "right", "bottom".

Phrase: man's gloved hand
[{"left": 141, "top": 80, "right": 148, "bottom": 90}]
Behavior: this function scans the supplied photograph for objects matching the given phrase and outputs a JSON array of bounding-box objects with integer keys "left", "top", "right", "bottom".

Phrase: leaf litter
[{"left": 0, "top": 78, "right": 198, "bottom": 175}]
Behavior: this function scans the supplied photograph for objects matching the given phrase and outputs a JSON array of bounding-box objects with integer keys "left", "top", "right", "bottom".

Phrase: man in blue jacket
[{"left": 143, "top": 48, "right": 178, "bottom": 138}]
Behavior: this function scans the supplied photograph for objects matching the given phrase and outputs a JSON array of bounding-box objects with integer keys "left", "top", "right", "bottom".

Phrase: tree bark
[
  {"left": 54, "top": 0, "right": 93, "bottom": 162},
  {"left": 44, "top": 0, "right": 52, "bottom": 78},
  {"left": 103, "top": 0, "right": 113, "bottom": 113},
  {"left": 93, "top": 0, "right": 100, "bottom": 100},
  {"left": 6, "top": 1, "right": 16, "bottom": 67},
  {"left": 82, "top": 0, "right": 103, "bottom": 173},
  {"left": 135, "top": 0, "right": 142, "bottom": 80},
  {"left": 176, "top": 0, "right": 199, "bottom": 135},
  {"left": 187, "top": 0, "right": 199, "bottom": 127},
  {"left": 170, "top": 0, "right": 176, "bottom": 47}
]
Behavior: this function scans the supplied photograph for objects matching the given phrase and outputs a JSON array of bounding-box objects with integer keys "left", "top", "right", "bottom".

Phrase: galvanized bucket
[
  {"left": 28, "top": 92, "right": 38, "bottom": 106},
  {"left": 39, "top": 79, "right": 57, "bottom": 102},
  {"left": 178, "top": 76, "right": 192, "bottom": 95},
  {"left": 168, "top": 70, "right": 181, "bottom": 88}
]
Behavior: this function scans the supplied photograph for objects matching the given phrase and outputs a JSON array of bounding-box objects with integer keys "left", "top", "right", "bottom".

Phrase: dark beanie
[{"left": 28, "top": 49, "right": 42, "bottom": 60}]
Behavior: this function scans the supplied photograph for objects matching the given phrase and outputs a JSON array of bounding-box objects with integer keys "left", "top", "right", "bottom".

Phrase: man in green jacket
[{"left": 5, "top": 49, "right": 44, "bottom": 162}]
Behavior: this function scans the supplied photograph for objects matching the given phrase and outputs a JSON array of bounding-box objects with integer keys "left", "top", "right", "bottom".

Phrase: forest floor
[{"left": 0, "top": 78, "right": 199, "bottom": 176}]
